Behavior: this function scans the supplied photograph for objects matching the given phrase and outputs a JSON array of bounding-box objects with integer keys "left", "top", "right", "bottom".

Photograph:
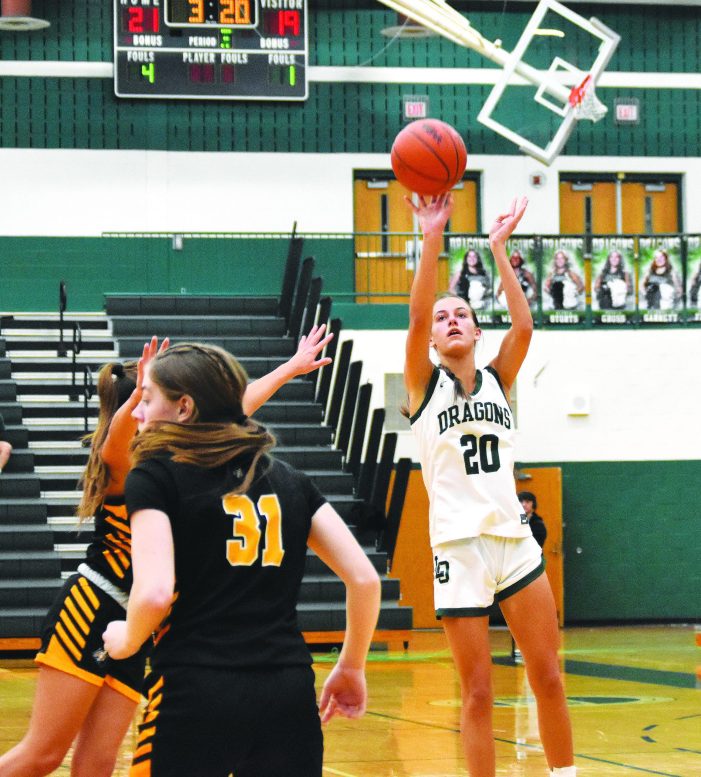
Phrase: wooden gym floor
[{"left": 0, "top": 625, "right": 698, "bottom": 776}]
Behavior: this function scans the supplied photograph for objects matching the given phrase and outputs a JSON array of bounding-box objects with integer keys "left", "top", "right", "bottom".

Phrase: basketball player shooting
[{"left": 403, "top": 192, "right": 577, "bottom": 777}]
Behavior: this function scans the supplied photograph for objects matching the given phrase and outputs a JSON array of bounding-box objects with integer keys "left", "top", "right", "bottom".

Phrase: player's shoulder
[
  {"left": 409, "top": 366, "right": 442, "bottom": 425},
  {"left": 263, "top": 456, "right": 311, "bottom": 488},
  {"left": 483, "top": 364, "right": 508, "bottom": 401}
]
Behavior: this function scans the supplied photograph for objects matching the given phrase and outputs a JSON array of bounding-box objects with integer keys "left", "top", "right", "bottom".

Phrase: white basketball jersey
[{"left": 410, "top": 366, "right": 531, "bottom": 546}]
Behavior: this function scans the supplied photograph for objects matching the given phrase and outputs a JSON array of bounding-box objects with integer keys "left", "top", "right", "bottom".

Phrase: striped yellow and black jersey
[
  {"left": 83, "top": 495, "right": 133, "bottom": 593},
  {"left": 125, "top": 455, "right": 326, "bottom": 671}
]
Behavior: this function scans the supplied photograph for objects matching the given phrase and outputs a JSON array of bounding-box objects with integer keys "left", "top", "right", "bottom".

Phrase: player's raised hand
[
  {"left": 404, "top": 192, "right": 454, "bottom": 237},
  {"left": 489, "top": 196, "right": 528, "bottom": 247},
  {"left": 136, "top": 336, "right": 170, "bottom": 391},
  {"left": 287, "top": 324, "right": 333, "bottom": 376}
]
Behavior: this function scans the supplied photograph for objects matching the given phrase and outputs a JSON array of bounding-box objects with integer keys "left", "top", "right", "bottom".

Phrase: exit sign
[
  {"left": 403, "top": 95, "right": 429, "bottom": 121},
  {"left": 614, "top": 98, "right": 640, "bottom": 125}
]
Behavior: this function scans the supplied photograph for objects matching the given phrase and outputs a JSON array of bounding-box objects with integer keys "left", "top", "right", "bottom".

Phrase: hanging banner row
[{"left": 444, "top": 234, "right": 701, "bottom": 327}]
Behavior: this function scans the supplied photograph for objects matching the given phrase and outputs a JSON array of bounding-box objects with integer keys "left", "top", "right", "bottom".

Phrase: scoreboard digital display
[{"left": 114, "top": 0, "right": 308, "bottom": 100}]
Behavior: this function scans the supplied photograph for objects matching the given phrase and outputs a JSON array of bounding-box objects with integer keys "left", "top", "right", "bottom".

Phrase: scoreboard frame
[{"left": 113, "top": 0, "right": 309, "bottom": 101}]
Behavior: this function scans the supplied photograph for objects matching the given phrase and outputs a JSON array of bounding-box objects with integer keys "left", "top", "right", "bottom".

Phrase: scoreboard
[{"left": 114, "top": 0, "right": 308, "bottom": 100}]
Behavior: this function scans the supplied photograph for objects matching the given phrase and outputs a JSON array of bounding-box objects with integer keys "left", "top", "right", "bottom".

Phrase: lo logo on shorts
[{"left": 434, "top": 556, "right": 450, "bottom": 584}]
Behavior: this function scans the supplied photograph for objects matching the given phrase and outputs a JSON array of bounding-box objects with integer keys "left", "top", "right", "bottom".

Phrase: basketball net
[{"left": 568, "top": 75, "right": 607, "bottom": 122}]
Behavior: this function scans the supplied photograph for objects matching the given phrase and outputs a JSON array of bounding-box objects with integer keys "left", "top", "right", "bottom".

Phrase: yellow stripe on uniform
[
  {"left": 105, "top": 514, "right": 131, "bottom": 533},
  {"left": 129, "top": 758, "right": 152, "bottom": 776},
  {"left": 55, "top": 622, "right": 82, "bottom": 661},
  {"left": 113, "top": 547, "right": 130, "bottom": 567},
  {"left": 78, "top": 576, "right": 100, "bottom": 609},
  {"left": 147, "top": 676, "right": 164, "bottom": 698},
  {"left": 65, "top": 598, "right": 89, "bottom": 635},
  {"left": 106, "top": 534, "right": 132, "bottom": 554},
  {"left": 72, "top": 584, "right": 97, "bottom": 622},
  {"left": 103, "top": 549, "right": 126, "bottom": 578},
  {"left": 133, "top": 743, "right": 153, "bottom": 759},
  {"left": 136, "top": 726, "right": 157, "bottom": 744},
  {"left": 58, "top": 609, "right": 86, "bottom": 648},
  {"left": 36, "top": 640, "right": 103, "bottom": 688},
  {"left": 104, "top": 675, "right": 142, "bottom": 703}
]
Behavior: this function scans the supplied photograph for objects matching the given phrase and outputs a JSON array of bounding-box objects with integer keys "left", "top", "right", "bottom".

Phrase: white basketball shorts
[{"left": 433, "top": 534, "right": 544, "bottom": 617}]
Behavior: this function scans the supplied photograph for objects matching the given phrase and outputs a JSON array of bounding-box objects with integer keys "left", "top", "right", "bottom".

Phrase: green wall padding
[
  {"left": 0, "top": 2, "right": 700, "bottom": 156},
  {"left": 0, "top": 236, "right": 355, "bottom": 311},
  {"left": 529, "top": 461, "right": 701, "bottom": 623}
]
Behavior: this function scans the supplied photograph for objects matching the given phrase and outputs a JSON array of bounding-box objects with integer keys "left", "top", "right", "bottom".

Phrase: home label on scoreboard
[{"left": 114, "top": 0, "right": 308, "bottom": 100}]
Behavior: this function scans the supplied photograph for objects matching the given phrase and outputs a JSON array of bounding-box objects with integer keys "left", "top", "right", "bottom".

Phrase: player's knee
[
  {"left": 71, "top": 752, "right": 118, "bottom": 777},
  {"left": 19, "top": 744, "right": 67, "bottom": 776},
  {"left": 462, "top": 680, "right": 493, "bottom": 714},
  {"left": 529, "top": 662, "right": 564, "bottom": 699}
]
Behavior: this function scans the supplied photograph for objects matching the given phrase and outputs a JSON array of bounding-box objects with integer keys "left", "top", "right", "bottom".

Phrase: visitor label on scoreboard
[
  {"left": 685, "top": 235, "right": 701, "bottom": 324},
  {"left": 638, "top": 236, "right": 683, "bottom": 324},
  {"left": 114, "top": 0, "right": 308, "bottom": 100},
  {"left": 541, "top": 237, "right": 585, "bottom": 326},
  {"left": 591, "top": 237, "right": 636, "bottom": 325},
  {"left": 447, "top": 236, "right": 495, "bottom": 325}
]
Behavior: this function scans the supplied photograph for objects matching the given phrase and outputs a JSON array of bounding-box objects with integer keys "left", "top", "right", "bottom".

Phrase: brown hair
[
  {"left": 130, "top": 343, "right": 275, "bottom": 495},
  {"left": 77, "top": 361, "right": 137, "bottom": 520},
  {"left": 649, "top": 249, "right": 671, "bottom": 274}
]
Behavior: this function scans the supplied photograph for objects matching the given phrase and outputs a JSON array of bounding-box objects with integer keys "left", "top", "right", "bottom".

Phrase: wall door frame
[
  {"left": 353, "top": 170, "right": 481, "bottom": 302},
  {"left": 559, "top": 173, "right": 682, "bottom": 235}
]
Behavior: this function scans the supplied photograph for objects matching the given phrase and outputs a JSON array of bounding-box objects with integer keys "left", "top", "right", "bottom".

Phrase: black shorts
[
  {"left": 36, "top": 573, "right": 149, "bottom": 702},
  {"left": 130, "top": 664, "right": 323, "bottom": 777}
]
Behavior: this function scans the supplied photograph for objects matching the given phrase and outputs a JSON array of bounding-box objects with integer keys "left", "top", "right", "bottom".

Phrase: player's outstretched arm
[
  {"left": 101, "top": 336, "right": 169, "bottom": 487},
  {"left": 403, "top": 193, "right": 454, "bottom": 416},
  {"left": 488, "top": 197, "right": 532, "bottom": 393},
  {"left": 308, "top": 503, "right": 380, "bottom": 723},
  {"left": 243, "top": 324, "right": 333, "bottom": 416}
]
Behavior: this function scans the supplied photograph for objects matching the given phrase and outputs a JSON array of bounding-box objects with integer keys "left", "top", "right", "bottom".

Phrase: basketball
[{"left": 391, "top": 119, "right": 467, "bottom": 196}]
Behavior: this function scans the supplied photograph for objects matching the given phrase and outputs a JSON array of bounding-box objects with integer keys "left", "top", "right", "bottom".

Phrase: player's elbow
[
  {"left": 140, "top": 583, "right": 174, "bottom": 617},
  {"left": 350, "top": 564, "right": 381, "bottom": 601}
]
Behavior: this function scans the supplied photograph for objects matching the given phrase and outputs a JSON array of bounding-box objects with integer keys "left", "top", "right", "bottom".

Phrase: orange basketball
[{"left": 391, "top": 119, "right": 467, "bottom": 196}]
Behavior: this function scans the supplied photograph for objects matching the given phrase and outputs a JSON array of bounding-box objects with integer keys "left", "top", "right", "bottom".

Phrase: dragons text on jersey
[
  {"left": 438, "top": 397, "right": 512, "bottom": 435},
  {"left": 411, "top": 366, "right": 531, "bottom": 546}
]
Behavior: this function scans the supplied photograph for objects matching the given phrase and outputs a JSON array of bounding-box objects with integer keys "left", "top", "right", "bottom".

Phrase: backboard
[{"left": 377, "top": 0, "right": 621, "bottom": 164}]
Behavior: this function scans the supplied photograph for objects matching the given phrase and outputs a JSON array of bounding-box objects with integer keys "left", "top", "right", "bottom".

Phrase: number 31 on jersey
[{"left": 223, "top": 493, "right": 285, "bottom": 567}]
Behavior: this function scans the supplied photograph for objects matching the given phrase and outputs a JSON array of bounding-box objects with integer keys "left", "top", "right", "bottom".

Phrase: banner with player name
[
  {"left": 685, "top": 236, "right": 701, "bottom": 324},
  {"left": 591, "top": 237, "right": 636, "bottom": 325},
  {"left": 491, "top": 238, "right": 539, "bottom": 326},
  {"left": 447, "top": 236, "right": 495, "bottom": 325},
  {"left": 637, "top": 236, "right": 683, "bottom": 324},
  {"left": 540, "top": 237, "right": 586, "bottom": 325}
]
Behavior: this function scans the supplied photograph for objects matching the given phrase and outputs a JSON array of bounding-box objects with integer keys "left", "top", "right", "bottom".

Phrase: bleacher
[{"left": 0, "top": 242, "right": 413, "bottom": 650}]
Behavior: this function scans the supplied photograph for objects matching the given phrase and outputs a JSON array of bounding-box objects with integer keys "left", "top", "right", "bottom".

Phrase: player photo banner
[
  {"left": 541, "top": 237, "right": 585, "bottom": 325},
  {"left": 685, "top": 236, "right": 701, "bottom": 324},
  {"left": 493, "top": 238, "right": 539, "bottom": 325},
  {"left": 591, "top": 237, "right": 636, "bottom": 325},
  {"left": 638, "top": 236, "right": 683, "bottom": 324},
  {"left": 447, "top": 236, "right": 494, "bottom": 324}
]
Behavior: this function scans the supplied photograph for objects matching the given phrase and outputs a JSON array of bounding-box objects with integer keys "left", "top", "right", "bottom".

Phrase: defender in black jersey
[
  {"left": 0, "top": 327, "right": 338, "bottom": 777},
  {"left": 102, "top": 342, "right": 380, "bottom": 777},
  {"left": 404, "top": 194, "right": 576, "bottom": 777},
  {"left": 0, "top": 345, "right": 158, "bottom": 777}
]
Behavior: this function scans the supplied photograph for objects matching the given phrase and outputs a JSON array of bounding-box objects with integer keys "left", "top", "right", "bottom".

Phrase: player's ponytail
[{"left": 78, "top": 361, "right": 137, "bottom": 519}]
